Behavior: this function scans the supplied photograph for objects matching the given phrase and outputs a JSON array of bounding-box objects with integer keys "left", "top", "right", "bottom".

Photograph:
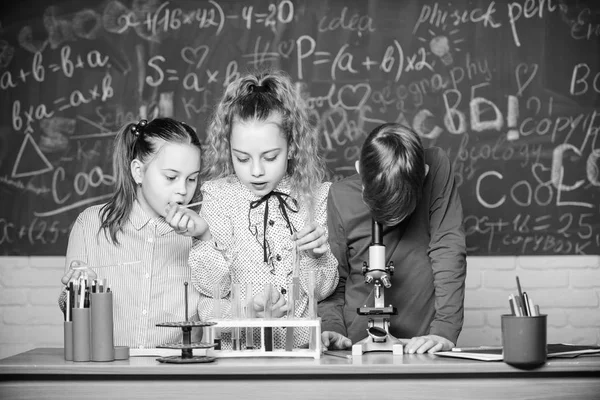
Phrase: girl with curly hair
[{"left": 165, "top": 70, "right": 339, "bottom": 349}]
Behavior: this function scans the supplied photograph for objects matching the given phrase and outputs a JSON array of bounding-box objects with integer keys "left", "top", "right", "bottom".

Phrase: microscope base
[{"left": 352, "top": 336, "right": 404, "bottom": 356}]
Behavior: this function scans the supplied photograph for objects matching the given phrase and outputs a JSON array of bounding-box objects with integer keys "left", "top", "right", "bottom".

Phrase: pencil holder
[
  {"left": 501, "top": 314, "right": 547, "bottom": 368},
  {"left": 91, "top": 292, "right": 114, "bottom": 361},
  {"left": 63, "top": 321, "right": 73, "bottom": 361},
  {"left": 72, "top": 308, "right": 91, "bottom": 362}
]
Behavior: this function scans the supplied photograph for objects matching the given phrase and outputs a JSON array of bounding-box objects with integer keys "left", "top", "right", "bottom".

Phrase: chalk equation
[{"left": 0, "top": 0, "right": 598, "bottom": 255}]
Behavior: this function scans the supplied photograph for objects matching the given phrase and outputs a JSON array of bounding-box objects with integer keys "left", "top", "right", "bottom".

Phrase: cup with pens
[
  {"left": 501, "top": 276, "right": 547, "bottom": 368},
  {"left": 63, "top": 260, "right": 127, "bottom": 362}
]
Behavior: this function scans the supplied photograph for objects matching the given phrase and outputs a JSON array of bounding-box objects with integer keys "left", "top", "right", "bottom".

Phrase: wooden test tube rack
[{"left": 206, "top": 317, "right": 322, "bottom": 359}]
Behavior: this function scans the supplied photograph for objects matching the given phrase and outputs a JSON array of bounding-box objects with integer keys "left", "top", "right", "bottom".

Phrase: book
[{"left": 435, "top": 343, "right": 600, "bottom": 362}]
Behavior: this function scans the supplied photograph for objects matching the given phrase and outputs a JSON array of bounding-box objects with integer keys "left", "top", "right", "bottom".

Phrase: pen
[
  {"left": 514, "top": 295, "right": 525, "bottom": 316},
  {"left": 522, "top": 292, "right": 532, "bottom": 316},
  {"left": 323, "top": 350, "right": 353, "bottom": 360},
  {"left": 84, "top": 287, "right": 90, "bottom": 308},
  {"left": 65, "top": 287, "right": 70, "bottom": 322},
  {"left": 71, "top": 282, "right": 77, "bottom": 311},
  {"left": 509, "top": 294, "right": 522, "bottom": 316},
  {"left": 516, "top": 276, "right": 527, "bottom": 315},
  {"left": 71, "top": 261, "right": 141, "bottom": 270},
  {"left": 508, "top": 295, "right": 516, "bottom": 315},
  {"left": 452, "top": 346, "right": 502, "bottom": 352},
  {"left": 78, "top": 280, "right": 85, "bottom": 309},
  {"left": 529, "top": 297, "right": 537, "bottom": 316}
]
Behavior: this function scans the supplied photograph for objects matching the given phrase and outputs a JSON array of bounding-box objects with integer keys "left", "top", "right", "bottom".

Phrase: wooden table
[{"left": 1, "top": 348, "right": 599, "bottom": 399}]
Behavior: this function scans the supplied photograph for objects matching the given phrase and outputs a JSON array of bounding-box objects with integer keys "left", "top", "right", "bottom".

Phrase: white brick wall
[
  {"left": 0, "top": 256, "right": 65, "bottom": 359},
  {"left": 1, "top": 255, "right": 599, "bottom": 359},
  {"left": 459, "top": 255, "right": 600, "bottom": 347}
]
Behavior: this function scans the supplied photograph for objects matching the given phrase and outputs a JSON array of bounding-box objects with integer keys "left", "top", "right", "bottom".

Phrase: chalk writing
[{"left": 0, "top": 0, "right": 598, "bottom": 256}]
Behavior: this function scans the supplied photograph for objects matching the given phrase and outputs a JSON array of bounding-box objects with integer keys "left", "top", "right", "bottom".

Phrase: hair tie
[
  {"left": 130, "top": 119, "right": 148, "bottom": 136},
  {"left": 251, "top": 84, "right": 267, "bottom": 93}
]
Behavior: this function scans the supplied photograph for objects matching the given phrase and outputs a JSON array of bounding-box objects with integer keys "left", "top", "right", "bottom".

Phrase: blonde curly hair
[{"left": 203, "top": 69, "right": 325, "bottom": 215}]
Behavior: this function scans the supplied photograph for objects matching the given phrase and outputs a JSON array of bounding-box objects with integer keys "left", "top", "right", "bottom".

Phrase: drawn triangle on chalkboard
[{"left": 11, "top": 133, "right": 54, "bottom": 178}]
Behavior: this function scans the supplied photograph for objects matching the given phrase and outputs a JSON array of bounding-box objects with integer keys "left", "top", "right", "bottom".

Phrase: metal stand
[
  {"left": 352, "top": 220, "right": 403, "bottom": 356},
  {"left": 155, "top": 320, "right": 217, "bottom": 363},
  {"left": 155, "top": 282, "right": 217, "bottom": 363}
]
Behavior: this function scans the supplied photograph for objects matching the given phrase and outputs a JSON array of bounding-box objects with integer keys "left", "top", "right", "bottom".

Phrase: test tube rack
[{"left": 206, "top": 317, "right": 322, "bottom": 359}]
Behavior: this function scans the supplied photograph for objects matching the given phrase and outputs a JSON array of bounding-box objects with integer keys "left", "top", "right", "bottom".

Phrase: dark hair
[
  {"left": 99, "top": 117, "right": 201, "bottom": 244},
  {"left": 359, "top": 123, "right": 425, "bottom": 225}
]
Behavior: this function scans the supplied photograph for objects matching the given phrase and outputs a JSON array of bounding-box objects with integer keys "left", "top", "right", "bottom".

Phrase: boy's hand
[
  {"left": 403, "top": 334, "right": 454, "bottom": 354},
  {"left": 321, "top": 331, "right": 352, "bottom": 349},
  {"left": 294, "top": 221, "right": 328, "bottom": 259},
  {"left": 165, "top": 202, "right": 211, "bottom": 240}
]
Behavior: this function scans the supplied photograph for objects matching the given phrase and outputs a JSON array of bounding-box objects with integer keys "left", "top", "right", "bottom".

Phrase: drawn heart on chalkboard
[
  {"left": 181, "top": 45, "right": 210, "bottom": 69},
  {"left": 531, "top": 162, "right": 551, "bottom": 184},
  {"left": 17, "top": 26, "right": 48, "bottom": 54},
  {"left": 337, "top": 83, "right": 372, "bottom": 111},
  {"left": 277, "top": 40, "right": 295, "bottom": 59},
  {"left": 515, "top": 63, "right": 538, "bottom": 96}
]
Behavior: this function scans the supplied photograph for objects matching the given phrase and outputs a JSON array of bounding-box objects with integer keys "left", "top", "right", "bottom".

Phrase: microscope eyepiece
[{"left": 371, "top": 219, "right": 383, "bottom": 245}]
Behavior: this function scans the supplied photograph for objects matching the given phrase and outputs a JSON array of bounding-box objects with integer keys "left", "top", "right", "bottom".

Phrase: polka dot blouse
[{"left": 189, "top": 175, "right": 339, "bottom": 349}]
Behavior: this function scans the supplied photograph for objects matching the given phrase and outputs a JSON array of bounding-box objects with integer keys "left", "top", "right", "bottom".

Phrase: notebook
[{"left": 435, "top": 343, "right": 600, "bottom": 362}]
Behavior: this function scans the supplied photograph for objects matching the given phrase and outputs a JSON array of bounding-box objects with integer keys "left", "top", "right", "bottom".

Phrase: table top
[{"left": 1, "top": 348, "right": 600, "bottom": 378}]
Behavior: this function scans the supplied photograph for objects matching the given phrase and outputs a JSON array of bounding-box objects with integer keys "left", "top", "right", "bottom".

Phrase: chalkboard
[{"left": 1, "top": 0, "right": 599, "bottom": 256}]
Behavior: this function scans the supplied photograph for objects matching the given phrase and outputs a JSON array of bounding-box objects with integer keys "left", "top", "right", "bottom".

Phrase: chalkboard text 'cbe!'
[{"left": 0, "top": 0, "right": 598, "bottom": 256}]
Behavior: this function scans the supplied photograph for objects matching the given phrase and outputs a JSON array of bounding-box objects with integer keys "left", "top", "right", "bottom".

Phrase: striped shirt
[
  {"left": 61, "top": 201, "right": 201, "bottom": 349},
  {"left": 190, "top": 175, "right": 339, "bottom": 349}
]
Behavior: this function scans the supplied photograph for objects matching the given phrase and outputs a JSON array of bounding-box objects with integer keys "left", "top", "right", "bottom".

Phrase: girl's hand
[
  {"left": 252, "top": 286, "right": 288, "bottom": 318},
  {"left": 165, "top": 202, "right": 211, "bottom": 240},
  {"left": 61, "top": 260, "right": 97, "bottom": 285},
  {"left": 294, "top": 221, "right": 328, "bottom": 259}
]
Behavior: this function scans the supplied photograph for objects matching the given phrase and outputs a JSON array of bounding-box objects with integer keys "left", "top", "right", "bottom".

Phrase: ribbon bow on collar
[{"left": 248, "top": 190, "right": 299, "bottom": 271}]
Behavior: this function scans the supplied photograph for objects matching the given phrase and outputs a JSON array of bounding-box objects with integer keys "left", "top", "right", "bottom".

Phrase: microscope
[{"left": 351, "top": 219, "right": 404, "bottom": 356}]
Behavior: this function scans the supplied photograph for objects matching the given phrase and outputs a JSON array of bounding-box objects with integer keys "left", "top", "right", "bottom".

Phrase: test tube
[
  {"left": 231, "top": 282, "right": 241, "bottom": 350},
  {"left": 181, "top": 282, "right": 192, "bottom": 359},
  {"left": 212, "top": 282, "right": 221, "bottom": 350},
  {"left": 263, "top": 283, "right": 273, "bottom": 351},
  {"left": 286, "top": 242, "right": 302, "bottom": 350},
  {"left": 245, "top": 282, "right": 255, "bottom": 349},
  {"left": 285, "top": 278, "right": 298, "bottom": 351},
  {"left": 308, "top": 269, "right": 318, "bottom": 350},
  {"left": 308, "top": 268, "right": 317, "bottom": 319}
]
